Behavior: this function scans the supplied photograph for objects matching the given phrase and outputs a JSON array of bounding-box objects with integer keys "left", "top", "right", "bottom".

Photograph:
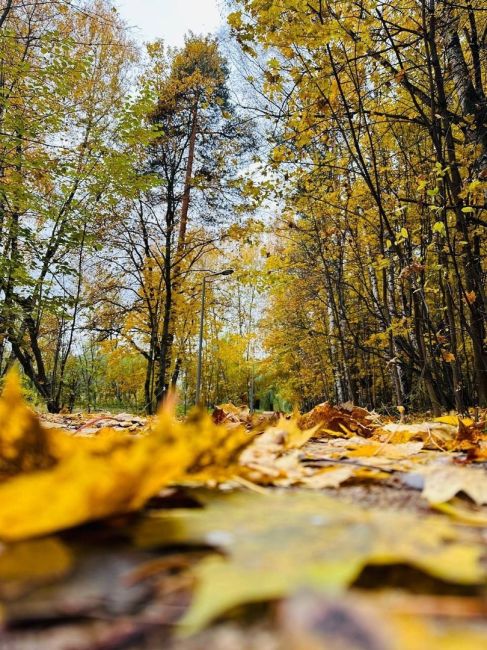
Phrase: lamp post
[{"left": 195, "top": 269, "right": 234, "bottom": 405}]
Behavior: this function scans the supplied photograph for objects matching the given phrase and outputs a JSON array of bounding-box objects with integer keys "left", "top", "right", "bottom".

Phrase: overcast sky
[{"left": 115, "top": 0, "right": 224, "bottom": 46}]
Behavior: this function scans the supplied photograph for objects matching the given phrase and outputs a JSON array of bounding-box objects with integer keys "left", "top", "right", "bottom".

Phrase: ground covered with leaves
[{"left": 1, "top": 373, "right": 487, "bottom": 649}]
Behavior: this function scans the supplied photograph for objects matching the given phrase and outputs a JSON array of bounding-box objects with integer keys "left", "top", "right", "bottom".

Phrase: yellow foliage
[{"left": 0, "top": 372, "right": 253, "bottom": 541}]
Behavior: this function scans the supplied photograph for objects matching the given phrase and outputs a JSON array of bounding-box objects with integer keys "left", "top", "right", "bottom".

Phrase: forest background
[{"left": 0, "top": 0, "right": 486, "bottom": 417}]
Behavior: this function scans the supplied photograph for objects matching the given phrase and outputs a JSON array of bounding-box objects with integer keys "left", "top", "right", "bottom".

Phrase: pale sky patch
[{"left": 115, "top": 0, "right": 223, "bottom": 46}]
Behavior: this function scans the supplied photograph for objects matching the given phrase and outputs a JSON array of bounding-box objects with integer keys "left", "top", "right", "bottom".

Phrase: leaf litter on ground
[{"left": 0, "top": 371, "right": 486, "bottom": 648}]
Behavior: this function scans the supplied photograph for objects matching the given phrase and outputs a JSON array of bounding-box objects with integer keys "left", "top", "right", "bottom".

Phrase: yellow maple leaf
[
  {"left": 0, "top": 375, "right": 253, "bottom": 541},
  {"left": 133, "top": 491, "right": 486, "bottom": 633},
  {"left": 0, "top": 425, "right": 192, "bottom": 542}
]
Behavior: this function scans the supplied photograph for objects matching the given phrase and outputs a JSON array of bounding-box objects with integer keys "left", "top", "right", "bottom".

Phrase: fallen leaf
[
  {"left": 378, "top": 421, "right": 457, "bottom": 446},
  {"left": 0, "top": 378, "right": 254, "bottom": 541},
  {"left": 421, "top": 464, "right": 487, "bottom": 505},
  {"left": 0, "top": 538, "right": 72, "bottom": 583},
  {"left": 182, "top": 410, "right": 255, "bottom": 484},
  {"left": 431, "top": 499, "right": 487, "bottom": 526},
  {"left": 212, "top": 404, "right": 251, "bottom": 426},
  {"left": 434, "top": 416, "right": 474, "bottom": 427},
  {"left": 346, "top": 441, "right": 424, "bottom": 460},
  {"left": 237, "top": 418, "right": 317, "bottom": 485},
  {"left": 0, "top": 438, "right": 189, "bottom": 541},
  {"left": 133, "top": 490, "right": 486, "bottom": 632},
  {"left": 298, "top": 403, "right": 378, "bottom": 438},
  {"left": 300, "top": 466, "right": 354, "bottom": 488}
]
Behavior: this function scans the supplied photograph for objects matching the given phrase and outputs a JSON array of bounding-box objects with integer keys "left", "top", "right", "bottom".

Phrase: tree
[
  {"left": 89, "top": 35, "right": 254, "bottom": 413},
  {"left": 0, "top": 0, "right": 140, "bottom": 411},
  {"left": 229, "top": 0, "right": 487, "bottom": 411},
  {"left": 147, "top": 34, "right": 254, "bottom": 406}
]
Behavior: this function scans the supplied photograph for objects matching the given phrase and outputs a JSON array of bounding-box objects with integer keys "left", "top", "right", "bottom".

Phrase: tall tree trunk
[
  {"left": 155, "top": 215, "right": 174, "bottom": 407},
  {"left": 144, "top": 354, "right": 155, "bottom": 415},
  {"left": 177, "top": 102, "right": 198, "bottom": 255},
  {"left": 0, "top": 0, "right": 13, "bottom": 30},
  {"left": 438, "top": 2, "right": 487, "bottom": 404},
  {"left": 157, "top": 102, "right": 199, "bottom": 406}
]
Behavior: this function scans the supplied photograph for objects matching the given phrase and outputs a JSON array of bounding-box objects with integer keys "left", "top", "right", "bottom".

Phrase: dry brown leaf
[
  {"left": 237, "top": 418, "right": 318, "bottom": 485},
  {"left": 378, "top": 421, "right": 457, "bottom": 446},
  {"left": 298, "top": 402, "right": 378, "bottom": 438},
  {"left": 212, "top": 403, "right": 252, "bottom": 426}
]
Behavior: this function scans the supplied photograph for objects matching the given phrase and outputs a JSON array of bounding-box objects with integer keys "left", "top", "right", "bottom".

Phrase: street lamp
[{"left": 195, "top": 269, "right": 234, "bottom": 405}]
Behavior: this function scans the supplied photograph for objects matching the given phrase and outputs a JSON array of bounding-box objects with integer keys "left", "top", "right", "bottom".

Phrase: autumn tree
[
  {"left": 0, "top": 0, "right": 142, "bottom": 411},
  {"left": 147, "top": 34, "right": 255, "bottom": 406},
  {"left": 229, "top": 0, "right": 487, "bottom": 412},
  {"left": 89, "top": 36, "right": 254, "bottom": 413}
]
